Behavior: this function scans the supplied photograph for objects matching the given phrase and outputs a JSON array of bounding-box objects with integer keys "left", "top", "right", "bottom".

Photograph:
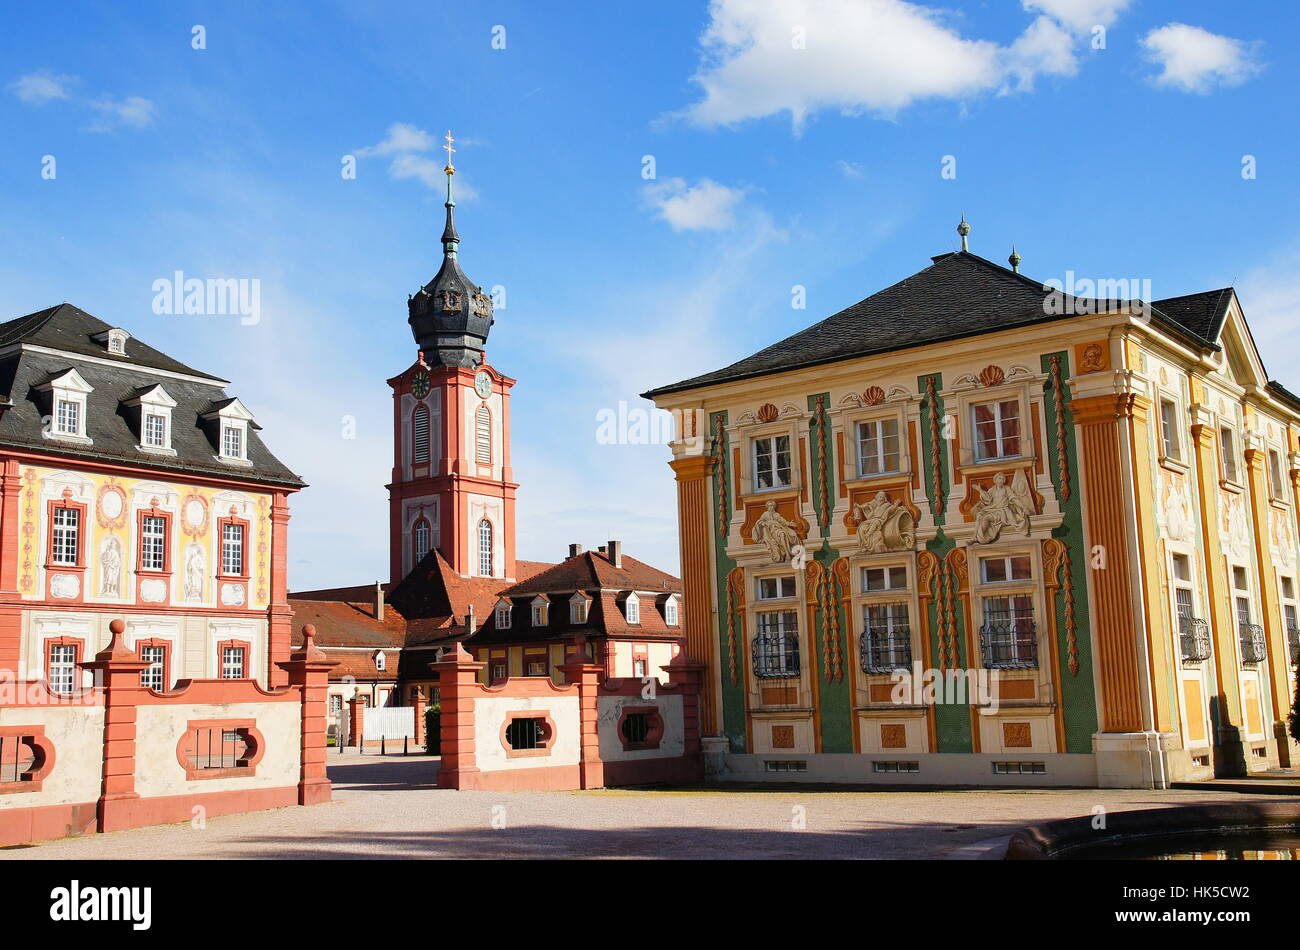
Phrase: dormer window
[
  {"left": 570, "top": 593, "right": 589, "bottom": 624},
  {"left": 37, "top": 368, "right": 93, "bottom": 445},
  {"left": 495, "top": 599, "right": 513, "bottom": 630},
  {"left": 625, "top": 593, "right": 641, "bottom": 625},
  {"left": 124, "top": 383, "right": 177, "bottom": 455},
  {"left": 664, "top": 595, "right": 680, "bottom": 627},
  {"left": 92, "top": 327, "right": 131, "bottom": 356},
  {"left": 201, "top": 398, "right": 255, "bottom": 465},
  {"left": 374, "top": 651, "right": 386, "bottom": 672},
  {"left": 530, "top": 596, "right": 549, "bottom": 627}
]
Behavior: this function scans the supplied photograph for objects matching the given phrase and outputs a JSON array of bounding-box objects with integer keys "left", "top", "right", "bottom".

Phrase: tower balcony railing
[
  {"left": 860, "top": 627, "right": 913, "bottom": 674},
  {"left": 1179, "top": 615, "right": 1211, "bottom": 663},
  {"left": 979, "top": 619, "right": 1038, "bottom": 670},
  {"left": 1239, "top": 623, "right": 1267, "bottom": 665}
]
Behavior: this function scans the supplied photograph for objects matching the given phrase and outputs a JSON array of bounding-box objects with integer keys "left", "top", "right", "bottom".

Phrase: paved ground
[{"left": 5, "top": 752, "right": 1296, "bottom": 860}]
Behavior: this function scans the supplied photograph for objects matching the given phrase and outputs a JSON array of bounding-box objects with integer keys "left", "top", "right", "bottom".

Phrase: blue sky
[{"left": 2, "top": 0, "right": 1297, "bottom": 589}]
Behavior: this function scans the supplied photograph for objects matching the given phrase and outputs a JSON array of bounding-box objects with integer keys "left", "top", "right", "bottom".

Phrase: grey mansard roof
[
  {"left": 0, "top": 303, "right": 303, "bottom": 488},
  {"left": 643, "top": 251, "right": 1228, "bottom": 399}
]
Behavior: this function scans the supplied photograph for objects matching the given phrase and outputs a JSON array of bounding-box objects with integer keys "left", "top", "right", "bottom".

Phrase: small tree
[
  {"left": 1289, "top": 674, "right": 1299, "bottom": 745},
  {"left": 425, "top": 703, "right": 441, "bottom": 755}
]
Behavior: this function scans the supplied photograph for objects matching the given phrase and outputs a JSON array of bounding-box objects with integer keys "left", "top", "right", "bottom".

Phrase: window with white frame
[
  {"left": 55, "top": 398, "right": 81, "bottom": 437},
  {"left": 979, "top": 555, "right": 1031, "bottom": 584},
  {"left": 222, "top": 424, "right": 245, "bottom": 460},
  {"left": 1282, "top": 575, "right": 1299, "bottom": 665},
  {"left": 856, "top": 417, "right": 900, "bottom": 476},
  {"left": 1220, "top": 427, "right": 1239, "bottom": 483},
  {"left": 39, "top": 369, "right": 93, "bottom": 443},
  {"left": 140, "top": 515, "right": 167, "bottom": 571},
  {"left": 48, "top": 644, "right": 77, "bottom": 694},
  {"left": 752, "top": 434, "right": 792, "bottom": 491},
  {"left": 141, "top": 645, "right": 166, "bottom": 691},
  {"left": 51, "top": 506, "right": 80, "bottom": 565},
  {"left": 1268, "top": 449, "right": 1286, "bottom": 501},
  {"left": 570, "top": 596, "right": 588, "bottom": 624},
  {"left": 756, "top": 575, "right": 796, "bottom": 600},
  {"left": 862, "top": 565, "right": 907, "bottom": 593},
  {"left": 625, "top": 593, "right": 640, "bottom": 624},
  {"left": 753, "top": 610, "right": 800, "bottom": 678},
  {"left": 143, "top": 412, "right": 168, "bottom": 449},
  {"left": 861, "top": 602, "right": 911, "bottom": 673},
  {"left": 1159, "top": 399, "right": 1181, "bottom": 462},
  {"left": 664, "top": 596, "right": 679, "bottom": 626},
  {"left": 972, "top": 399, "right": 1021, "bottom": 460},
  {"left": 495, "top": 600, "right": 512, "bottom": 629},
  {"left": 980, "top": 594, "right": 1037, "bottom": 669},
  {"left": 478, "top": 519, "right": 494, "bottom": 576},
  {"left": 221, "top": 523, "right": 245, "bottom": 575},
  {"left": 413, "top": 519, "right": 431, "bottom": 561},
  {"left": 221, "top": 646, "right": 246, "bottom": 679},
  {"left": 374, "top": 651, "right": 386, "bottom": 672},
  {"left": 531, "top": 598, "right": 548, "bottom": 627}
]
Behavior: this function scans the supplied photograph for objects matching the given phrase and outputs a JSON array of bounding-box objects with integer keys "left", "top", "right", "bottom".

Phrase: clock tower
[{"left": 387, "top": 132, "right": 518, "bottom": 584}]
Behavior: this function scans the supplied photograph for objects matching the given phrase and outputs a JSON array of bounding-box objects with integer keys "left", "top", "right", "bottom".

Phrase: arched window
[
  {"left": 413, "top": 519, "right": 431, "bottom": 562},
  {"left": 412, "top": 405, "right": 430, "bottom": 464},
  {"left": 478, "top": 519, "right": 494, "bottom": 577},
  {"left": 475, "top": 405, "right": 492, "bottom": 464}
]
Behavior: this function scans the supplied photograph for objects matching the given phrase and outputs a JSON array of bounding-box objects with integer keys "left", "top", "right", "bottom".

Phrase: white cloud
[
  {"left": 87, "top": 94, "right": 157, "bottom": 131},
  {"left": 643, "top": 177, "right": 747, "bottom": 231},
  {"left": 1022, "top": 0, "right": 1130, "bottom": 34},
  {"left": 1142, "top": 23, "right": 1264, "bottom": 94},
  {"left": 836, "top": 160, "right": 865, "bottom": 179},
  {"left": 678, "top": 0, "right": 1097, "bottom": 132},
  {"left": 8, "top": 70, "right": 73, "bottom": 104},
  {"left": 356, "top": 122, "right": 478, "bottom": 198}
]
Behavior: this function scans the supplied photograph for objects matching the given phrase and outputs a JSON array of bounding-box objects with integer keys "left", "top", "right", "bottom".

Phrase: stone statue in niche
[
  {"left": 98, "top": 537, "right": 122, "bottom": 598},
  {"left": 184, "top": 543, "right": 205, "bottom": 601},
  {"left": 972, "top": 471, "right": 1033, "bottom": 544},
  {"left": 752, "top": 500, "right": 800, "bottom": 564},
  {"left": 852, "top": 491, "right": 915, "bottom": 553}
]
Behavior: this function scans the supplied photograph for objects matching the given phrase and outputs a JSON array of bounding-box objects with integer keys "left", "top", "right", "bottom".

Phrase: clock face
[
  {"left": 411, "top": 371, "right": 430, "bottom": 399},
  {"left": 474, "top": 371, "right": 492, "bottom": 399}
]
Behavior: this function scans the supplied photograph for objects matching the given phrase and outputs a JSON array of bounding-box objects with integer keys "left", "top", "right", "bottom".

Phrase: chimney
[
  {"left": 467, "top": 604, "right": 477, "bottom": 636},
  {"left": 569, "top": 543, "right": 584, "bottom": 558},
  {"left": 375, "top": 581, "right": 385, "bottom": 621},
  {"left": 607, "top": 540, "right": 623, "bottom": 569}
]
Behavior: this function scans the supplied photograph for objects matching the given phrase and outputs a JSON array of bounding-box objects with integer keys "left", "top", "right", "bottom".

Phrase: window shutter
[
  {"left": 412, "top": 406, "right": 430, "bottom": 463},
  {"left": 475, "top": 405, "right": 492, "bottom": 464}
]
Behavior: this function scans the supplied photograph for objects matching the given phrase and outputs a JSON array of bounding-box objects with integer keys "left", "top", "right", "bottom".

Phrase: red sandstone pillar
[
  {"left": 430, "top": 642, "right": 484, "bottom": 789},
  {"left": 348, "top": 694, "right": 366, "bottom": 749},
  {"left": 280, "top": 624, "right": 338, "bottom": 805},
  {"left": 81, "top": 620, "right": 151, "bottom": 833},
  {"left": 267, "top": 491, "right": 293, "bottom": 688},
  {"left": 560, "top": 637, "right": 605, "bottom": 791},
  {"left": 0, "top": 458, "right": 24, "bottom": 676},
  {"left": 667, "top": 652, "right": 708, "bottom": 783},
  {"left": 412, "top": 686, "right": 427, "bottom": 748}
]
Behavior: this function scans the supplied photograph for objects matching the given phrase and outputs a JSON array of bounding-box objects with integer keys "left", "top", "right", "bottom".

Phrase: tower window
[
  {"left": 412, "top": 405, "right": 430, "bottom": 464},
  {"left": 413, "top": 519, "right": 431, "bottom": 561},
  {"left": 475, "top": 405, "right": 492, "bottom": 464},
  {"left": 478, "top": 519, "right": 494, "bottom": 576}
]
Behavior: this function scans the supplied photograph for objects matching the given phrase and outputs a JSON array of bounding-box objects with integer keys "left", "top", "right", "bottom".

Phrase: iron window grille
[
  {"left": 1239, "top": 623, "right": 1267, "bottom": 664},
  {"left": 505, "top": 717, "right": 544, "bottom": 750},
  {"left": 860, "top": 603, "right": 912, "bottom": 673},
  {"left": 753, "top": 611, "right": 800, "bottom": 678},
  {"left": 1179, "top": 615, "right": 1212, "bottom": 662},
  {"left": 979, "top": 602, "right": 1037, "bottom": 669}
]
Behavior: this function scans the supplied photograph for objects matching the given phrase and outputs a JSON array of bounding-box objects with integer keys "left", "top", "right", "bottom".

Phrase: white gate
[{"left": 363, "top": 706, "right": 415, "bottom": 741}]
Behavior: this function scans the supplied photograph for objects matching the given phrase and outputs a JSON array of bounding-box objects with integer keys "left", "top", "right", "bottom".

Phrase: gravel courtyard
[{"left": 4, "top": 752, "right": 1294, "bottom": 860}]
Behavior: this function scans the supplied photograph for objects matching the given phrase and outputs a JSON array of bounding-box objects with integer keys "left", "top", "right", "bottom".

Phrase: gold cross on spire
[{"left": 443, "top": 129, "right": 456, "bottom": 174}]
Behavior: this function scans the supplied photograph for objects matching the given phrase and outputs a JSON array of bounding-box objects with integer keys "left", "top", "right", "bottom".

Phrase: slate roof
[
  {"left": 0, "top": 304, "right": 301, "bottom": 487},
  {"left": 643, "top": 252, "right": 1221, "bottom": 398},
  {"left": 1149, "top": 288, "right": 1236, "bottom": 344}
]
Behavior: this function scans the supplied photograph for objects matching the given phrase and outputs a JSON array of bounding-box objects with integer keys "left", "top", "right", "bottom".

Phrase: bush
[
  {"left": 1289, "top": 675, "right": 1299, "bottom": 745},
  {"left": 426, "top": 703, "right": 441, "bottom": 755}
]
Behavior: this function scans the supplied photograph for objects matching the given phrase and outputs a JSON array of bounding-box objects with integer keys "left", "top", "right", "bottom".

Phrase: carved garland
[
  {"left": 831, "top": 558, "right": 850, "bottom": 683},
  {"left": 1062, "top": 545, "right": 1079, "bottom": 676},
  {"left": 814, "top": 396, "right": 830, "bottom": 532},
  {"left": 712, "top": 416, "right": 729, "bottom": 539},
  {"left": 926, "top": 376, "right": 944, "bottom": 519},
  {"left": 725, "top": 567, "right": 745, "bottom": 686},
  {"left": 1050, "top": 354, "right": 1071, "bottom": 503}
]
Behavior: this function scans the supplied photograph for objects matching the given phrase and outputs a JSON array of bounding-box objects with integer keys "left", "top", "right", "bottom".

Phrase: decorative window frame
[
  {"left": 969, "top": 540, "right": 1045, "bottom": 673},
  {"left": 1154, "top": 389, "right": 1190, "bottom": 474},
  {"left": 1167, "top": 546, "right": 1207, "bottom": 665},
  {"left": 44, "top": 636, "right": 85, "bottom": 695},
  {"left": 851, "top": 555, "right": 919, "bottom": 686},
  {"left": 91, "top": 327, "right": 132, "bottom": 356},
  {"left": 741, "top": 418, "right": 802, "bottom": 497},
  {"left": 477, "top": 518, "right": 495, "bottom": 577},
  {"left": 175, "top": 718, "right": 266, "bottom": 781},
  {"left": 216, "top": 638, "right": 251, "bottom": 679},
  {"left": 844, "top": 405, "right": 910, "bottom": 482},
  {"left": 45, "top": 497, "right": 88, "bottom": 603},
  {"left": 500, "top": 711, "right": 556, "bottom": 759},
  {"left": 1266, "top": 444, "right": 1290, "bottom": 506},
  {"left": 36, "top": 368, "right": 94, "bottom": 446},
  {"left": 216, "top": 512, "right": 251, "bottom": 580},
  {"left": 202, "top": 398, "right": 256, "bottom": 467},
  {"left": 616, "top": 706, "right": 664, "bottom": 751},
  {"left": 123, "top": 384, "right": 178, "bottom": 456},
  {"left": 136, "top": 638, "right": 173, "bottom": 692},
  {"left": 412, "top": 516, "right": 432, "bottom": 563},
  {"left": 135, "top": 505, "right": 174, "bottom": 576},
  {"left": 946, "top": 376, "right": 1040, "bottom": 475},
  {"left": 1217, "top": 422, "right": 1244, "bottom": 491},
  {"left": 754, "top": 571, "right": 798, "bottom": 603},
  {"left": 0, "top": 726, "right": 57, "bottom": 794}
]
